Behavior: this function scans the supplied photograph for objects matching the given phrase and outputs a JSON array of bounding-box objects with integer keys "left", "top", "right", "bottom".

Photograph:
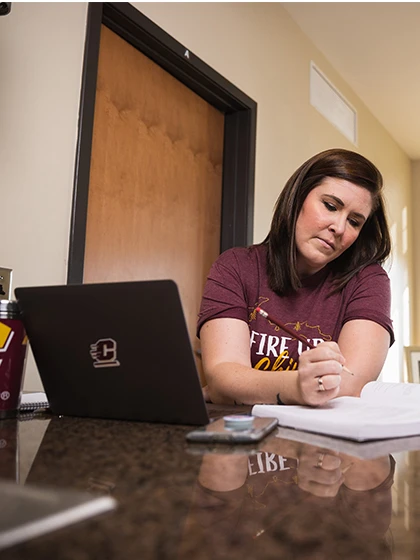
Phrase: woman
[{"left": 197, "top": 148, "right": 394, "bottom": 406}]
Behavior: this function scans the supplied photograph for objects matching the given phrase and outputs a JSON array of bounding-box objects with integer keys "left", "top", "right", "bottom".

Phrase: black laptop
[{"left": 14, "top": 280, "right": 209, "bottom": 426}]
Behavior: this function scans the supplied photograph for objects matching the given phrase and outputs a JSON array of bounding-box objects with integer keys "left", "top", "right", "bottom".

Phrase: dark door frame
[{"left": 67, "top": 2, "right": 257, "bottom": 284}]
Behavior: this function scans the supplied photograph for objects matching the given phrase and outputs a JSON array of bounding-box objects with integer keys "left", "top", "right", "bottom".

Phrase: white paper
[
  {"left": 252, "top": 382, "right": 420, "bottom": 441},
  {"left": 361, "top": 381, "right": 420, "bottom": 405},
  {"left": 21, "top": 393, "right": 48, "bottom": 405}
]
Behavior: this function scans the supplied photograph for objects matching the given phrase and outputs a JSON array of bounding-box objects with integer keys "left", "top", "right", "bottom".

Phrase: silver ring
[
  {"left": 317, "top": 453, "right": 325, "bottom": 468},
  {"left": 317, "top": 377, "right": 326, "bottom": 392}
]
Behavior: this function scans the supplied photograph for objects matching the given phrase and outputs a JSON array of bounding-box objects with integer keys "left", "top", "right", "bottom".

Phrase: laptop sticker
[{"left": 90, "top": 338, "right": 120, "bottom": 369}]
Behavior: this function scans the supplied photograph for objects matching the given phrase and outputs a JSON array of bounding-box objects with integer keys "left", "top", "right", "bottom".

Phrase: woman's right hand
[{"left": 297, "top": 341, "right": 344, "bottom": 406}]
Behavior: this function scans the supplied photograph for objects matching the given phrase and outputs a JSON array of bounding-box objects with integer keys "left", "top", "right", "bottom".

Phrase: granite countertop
[{"left": 0, "top": 409, "right": 416, "bottom": 559}]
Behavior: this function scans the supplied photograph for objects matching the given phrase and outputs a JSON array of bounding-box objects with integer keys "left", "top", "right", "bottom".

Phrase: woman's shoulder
[
  {"left": 343, "top": 262, "right": 391, "bottom": 295},
  {"left": 214, "top": 244, "right": 267, "bottom": 269},
  {"left": 355, "top": 262, "right": 390, "bottom": 281}
]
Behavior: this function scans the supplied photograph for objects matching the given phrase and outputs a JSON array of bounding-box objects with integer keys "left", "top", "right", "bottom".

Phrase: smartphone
[{"left": 186, "top": 415, "right": 278, "bottom": 444}]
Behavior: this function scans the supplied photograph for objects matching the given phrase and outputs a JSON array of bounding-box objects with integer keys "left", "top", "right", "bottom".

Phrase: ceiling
[{"left": 281, "top": 2, "right": 420, "bottom": 160}]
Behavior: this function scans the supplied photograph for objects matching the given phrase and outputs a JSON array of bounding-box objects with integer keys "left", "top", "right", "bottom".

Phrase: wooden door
[{"left": 83, "top": 26, "right": 224, "bottom": 382}]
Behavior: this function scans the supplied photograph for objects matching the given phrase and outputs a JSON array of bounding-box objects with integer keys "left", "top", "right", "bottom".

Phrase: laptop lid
[{"left": 14, "top": 280, "right": 209, "bottom": 426}]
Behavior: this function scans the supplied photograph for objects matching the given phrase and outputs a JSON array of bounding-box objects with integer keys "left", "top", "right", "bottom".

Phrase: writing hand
[{"left": 297, "top": 341, "right": 345, "bottom": 406}]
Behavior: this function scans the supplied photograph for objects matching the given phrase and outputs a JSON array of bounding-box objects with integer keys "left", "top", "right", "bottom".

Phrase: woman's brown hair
[{"left": 264, "top": 148, "right": 391, "bottom": 295}]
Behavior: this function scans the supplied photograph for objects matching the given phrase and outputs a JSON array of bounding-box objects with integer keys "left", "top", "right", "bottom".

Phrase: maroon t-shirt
[{"left": 197, "top": 244, "right": 394, "bottom": 371}]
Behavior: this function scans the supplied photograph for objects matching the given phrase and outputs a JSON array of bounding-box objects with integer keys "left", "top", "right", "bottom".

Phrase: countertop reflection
[{"left": 0, "top": 408, "right": 419, "bottom": 559}]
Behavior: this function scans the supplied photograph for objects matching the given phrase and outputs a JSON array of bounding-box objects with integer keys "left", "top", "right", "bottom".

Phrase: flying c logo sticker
[{"left": 90, "top": 338, "right": 120, "bottom": 369}]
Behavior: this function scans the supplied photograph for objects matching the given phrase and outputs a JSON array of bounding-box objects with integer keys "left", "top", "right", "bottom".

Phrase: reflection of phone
[
  {"left": 186, "top": 416, "right": 278, "bottom": 443},
  {"left": 186, "top": 443, "right": 261, "bottom": 456}
]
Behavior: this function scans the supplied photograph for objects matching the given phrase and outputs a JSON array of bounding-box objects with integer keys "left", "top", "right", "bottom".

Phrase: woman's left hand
[
  {"left": 202, "top": 385, "right": 212, "bottom": 403},
  {"left": 297, "top": 341, "right": 344, "bottom": 406}
]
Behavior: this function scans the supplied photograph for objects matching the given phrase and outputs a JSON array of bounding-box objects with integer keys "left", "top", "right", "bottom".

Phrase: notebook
[
  {"left": 14, "top": 280, "right": 209, "bottom": 426},
  {"left": 20, "top": 392, "right": 49, "bottom": 412}
]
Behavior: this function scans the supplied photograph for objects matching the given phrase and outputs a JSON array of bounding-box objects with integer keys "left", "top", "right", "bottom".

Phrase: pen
[{"left": 256, "top": 307, "right": 354, "bottom": 376}]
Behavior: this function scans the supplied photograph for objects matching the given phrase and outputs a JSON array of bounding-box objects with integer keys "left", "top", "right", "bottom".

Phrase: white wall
[{"left": 1, "top": 2, "right": 412, "bottom": 389}]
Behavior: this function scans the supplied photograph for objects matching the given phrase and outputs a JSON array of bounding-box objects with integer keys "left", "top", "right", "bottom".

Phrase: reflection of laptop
[{"left": 15, "top": 280, "right": 209, "bottom": 426}]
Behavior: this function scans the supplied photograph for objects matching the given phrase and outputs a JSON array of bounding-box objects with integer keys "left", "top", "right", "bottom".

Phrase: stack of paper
[{"left": 252, "top": 381, "right": 420, "bottom": 442}]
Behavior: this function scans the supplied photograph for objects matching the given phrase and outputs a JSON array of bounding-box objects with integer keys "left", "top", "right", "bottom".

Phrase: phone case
[{"left": 186, "top": 416, "right": 278, "bottom": 443}]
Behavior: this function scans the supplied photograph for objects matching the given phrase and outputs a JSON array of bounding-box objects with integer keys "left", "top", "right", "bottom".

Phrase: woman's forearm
[{"left": 206, "top": 362, "right": 302, "bottom": 405}]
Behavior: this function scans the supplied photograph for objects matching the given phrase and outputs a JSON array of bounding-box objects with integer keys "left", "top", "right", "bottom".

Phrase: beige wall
[
  {"left": 0, "top": 2, "right": 87, "bottom": 389},
  {"left": 412, "top": 160, "right": 420, "bottom": 344},
  {"left": 0, "top": 2, "right": 412, "bottom": 389}
]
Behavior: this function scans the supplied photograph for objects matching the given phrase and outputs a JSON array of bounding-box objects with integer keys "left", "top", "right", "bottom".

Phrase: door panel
[{"left": 83, "top": 26, "right": 224, "bottom": 383}]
